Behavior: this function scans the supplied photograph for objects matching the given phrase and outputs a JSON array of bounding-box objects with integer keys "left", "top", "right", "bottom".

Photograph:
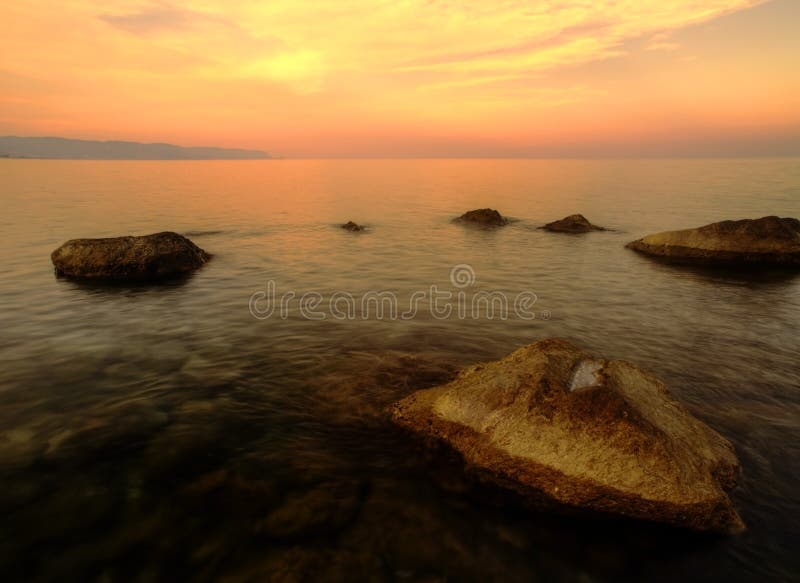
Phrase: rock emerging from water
[
  {"left": 51, "top": 231, "right": 210, "bottom": 280},
  {"left": 341, "top": 221, "right": 366, "bottom": 232},
  {"left": 453, "top": 208, "right": 508, "bottom": 227},
  {"left": 392, "top": 338, "right": 745, "bottom": 534},
  {"left": 626, "top": 216, "right": 800, "bottom": 266},
  {"left": 543, "top": 214, "right": 605, "bottom": 233}
]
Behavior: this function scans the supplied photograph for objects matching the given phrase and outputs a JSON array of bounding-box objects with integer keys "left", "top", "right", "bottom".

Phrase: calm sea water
[{"left": 1, "top": 159, "right": 799, "bottom": 582}]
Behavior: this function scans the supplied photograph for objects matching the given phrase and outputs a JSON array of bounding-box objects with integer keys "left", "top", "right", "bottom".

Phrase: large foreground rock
[
  {"left": 627, "top": 216, "right": 800, "bottom": 266},
  {"left": 543, "top": 214, "right": 605, "bottom": 233},
  {"left": 453, "top": 208, "right": 508, "bottom": 227},
  {"left": 392, "top": 338, "right": 744, "bottom": 534},
  {"left": 51, "top": 231, "right": 210, "bottom": 280}
]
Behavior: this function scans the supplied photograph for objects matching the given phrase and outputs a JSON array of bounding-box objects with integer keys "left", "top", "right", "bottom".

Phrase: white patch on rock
[{"left": 569, "top": 359, "right": 604, "bottom": 392}]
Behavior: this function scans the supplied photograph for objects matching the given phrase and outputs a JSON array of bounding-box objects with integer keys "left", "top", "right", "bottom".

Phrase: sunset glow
[{"left": 2, "top": 0, "right": 798, "bottom": 157}]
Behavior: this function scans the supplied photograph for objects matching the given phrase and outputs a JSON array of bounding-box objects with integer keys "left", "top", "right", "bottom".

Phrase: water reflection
[
  {"left": 627, "top": 252, "right": 800, "bottom": 285},
  {"left": 56, "top": 271, "right": 200, "bottom": 293}
]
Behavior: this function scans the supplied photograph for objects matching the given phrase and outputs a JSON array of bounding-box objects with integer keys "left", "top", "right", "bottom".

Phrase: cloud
[
  {"left": 645, "top": 32, "right": 681, "bottom": 51},
  {"left": 101, "top": 6, "right": 192, "bottom": 34},
  {"left": 1, "top": 0, "right": 789, "bottom": 156},
  {"left": 393, "top": 21, "right": 615, "bottom": 71},
  {"left": 647, "top": 41, "right": 681, "bottom": 51},
  {"left": 99, "top": 3, "right": 227, "bottom": 35},
  {"left": 374, "top": 1, "right": 758, "bottom": 78},
  {"left": 90, "top": 0, "right": 763, "bottom": 93},
  {"left": 238, "top": 50, "right": 326, "bottom": 93}
]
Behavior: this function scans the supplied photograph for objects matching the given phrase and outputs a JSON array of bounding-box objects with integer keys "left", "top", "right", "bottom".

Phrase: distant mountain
[{"left": 0, "top": 136, "right": 271, "bottom": 160}]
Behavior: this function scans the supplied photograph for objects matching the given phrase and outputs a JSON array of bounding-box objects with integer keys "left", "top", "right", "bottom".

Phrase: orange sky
[{"left": 1, "top": 0, "right": 798, "bottom": 157}]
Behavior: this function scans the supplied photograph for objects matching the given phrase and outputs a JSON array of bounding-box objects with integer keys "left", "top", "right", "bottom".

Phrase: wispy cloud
[
  {"left": 90, "top": 0, "right": 764, "bottom": 92},
  {"left": 99, "top": 3, "right": 207, "bottom": 35},
  {"left": 393, "top": 21, "right": 615, "bottom": 71},
  {"left": 646, "top": 32, "right": 681, "bottom": 52},
  {"left": 99, "top": 1, "right": 251, "bottom": 39}
]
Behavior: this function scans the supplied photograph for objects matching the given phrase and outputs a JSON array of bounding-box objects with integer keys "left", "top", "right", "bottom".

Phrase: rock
[
  {"left": 453, "top": 208, "right": 508, "bottom": 227},
  {"left": 254, "top": 480, "right": 365, "bottom": 540},
  {"left": 391, "top": 338, "right": 744, "bottom": 534},
  {"left": 43, "top": 401, "right": 170, "bottom": 464},
  {"left": 51, "top": 231, "right": 210, "bottom": 280},
  {"left": 626, "top": 216, "right": 800, "bottom": 266},
  {"left": 341, "top": 221, "right": 366, "bottom": 232},
  {"left": 7, "top": 474, "right": 121, "bottom": 547},
  {"left": 0, "top": 426, "right": 44, "bottom": 471},
  {"left": 142, "top": 398, "right": 236, "bottom": 481},
  {"left": 183, "top": 468, "right": 282, "bottom": 519},
  {"left": 542, "top": 214, "right": 605, "bottom": 233}
]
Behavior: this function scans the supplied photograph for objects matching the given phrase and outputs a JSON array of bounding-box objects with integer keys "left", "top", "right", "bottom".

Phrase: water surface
[{"left": 1, "top": 159, "right": 799, "bottom": 581}]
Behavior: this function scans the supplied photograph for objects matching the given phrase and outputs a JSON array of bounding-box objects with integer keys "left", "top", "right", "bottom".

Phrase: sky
[{"left": 1, "top": 0, "right": 798, "bottom": 158}]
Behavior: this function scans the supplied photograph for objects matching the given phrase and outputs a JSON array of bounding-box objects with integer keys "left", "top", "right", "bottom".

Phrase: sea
[{"left": 1, "top": 158, "right": 799, "bottom": 581}]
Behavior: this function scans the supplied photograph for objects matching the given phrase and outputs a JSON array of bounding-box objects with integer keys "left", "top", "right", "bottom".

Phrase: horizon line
[{"left": 3, "top": 155, "right": 800, "bottom": 161}]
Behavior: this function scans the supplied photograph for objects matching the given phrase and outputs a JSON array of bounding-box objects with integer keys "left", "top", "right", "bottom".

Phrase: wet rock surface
[
  {"left": 341, "top": 221, "right": 366, "bottom": 232},
  {"left": 626, "top": 216, "right": 800, "bottom": 266},
  {"left": 453, "top": 208, "right": 508, "bottom": 227},
  {"left": 543, "top": 213, "right": 605, "bottom": 233},
  {"left": 392, "top": 338, "right": 745, "bottom": 534},
  {"left": 51, "top": 231, "right": 210, "bottom": 280}
]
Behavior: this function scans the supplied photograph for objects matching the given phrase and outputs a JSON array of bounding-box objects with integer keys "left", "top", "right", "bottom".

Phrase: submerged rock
[
  {"left": 626, "top": 216, "right": 800, "bottom": 266},
  {"left": 453, "top": 208, "right": 508, "bottom": 227},
  {"left": 392, "top": 338, "right": 744, "bottom": 534},
  {"left": 341, "top": 221, "right": 366, "bottom": 232},
  {"left": 51, "top": 231, "right": 210, "bottom": 280},
  {"left": 543, "top": 214, "right": 605, "bottom": 233},
  {"left": 44, "top": 401, "right": 170, "bottom": 464},
  {"left": 254, "top": 480, "right": 366, "bottom": 540}
]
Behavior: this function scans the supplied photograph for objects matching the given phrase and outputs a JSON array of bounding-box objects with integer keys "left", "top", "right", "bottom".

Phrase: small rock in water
[
  {"left": 453, "top": 208, "right": 508, "bottom": 227},
  {"left": 43, "top": 401, "right": 170, "bottom": 463},
  {"left": 0, "top": 426, "right": 43, "bottom": 471},
  {"left": 341, "top": 221, "right": 366, "bottom": 232},
  {"left": 543, "top": 214, "right": 605, "bottom": 233},
  {"left": 51, "top": 231, "right": 210, "bottom": 280},
  {"left": 254, "top": 480, "right": 365, "bottom": 540},
  {"left": 627, "top": 215, "right": 800, "bottom": 266}
]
